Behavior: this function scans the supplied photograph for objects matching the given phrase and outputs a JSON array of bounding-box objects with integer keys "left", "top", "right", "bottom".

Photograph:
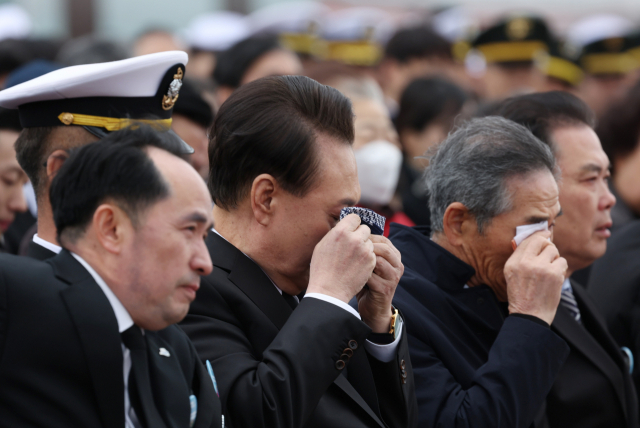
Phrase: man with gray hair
[{"left": 389, "top": 116, "right": 570, "bottom": 427}]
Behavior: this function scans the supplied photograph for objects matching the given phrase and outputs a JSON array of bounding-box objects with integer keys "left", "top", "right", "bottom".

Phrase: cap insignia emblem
[
  {"left": 59, "top": 112, "right": 74, "bottom": 125},
  {"left": 506, "top": 18, "right": 532, "bottom": 41},
  {"left": 162, "top": 67, "right": 183, "bottom": 111}
]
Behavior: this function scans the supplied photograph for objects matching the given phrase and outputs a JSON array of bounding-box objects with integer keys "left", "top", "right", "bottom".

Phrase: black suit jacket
[
  {"left": 389, "top": 224, "right": 570, "bottom": 428},
  {"left": 546, "top": 279, "right": 638, "bottom": 427},
  {"left": 180, "top": 232, "right": 418, "bottom": 428},
  {"left": 0, "top": 250, "right": 222, "bottom": 428},
  {"left": 26, "top": 238, "right": 57, "bottom": 261},
  {"left": 588, "top": 219, "right": 640, "bottom": 397}
]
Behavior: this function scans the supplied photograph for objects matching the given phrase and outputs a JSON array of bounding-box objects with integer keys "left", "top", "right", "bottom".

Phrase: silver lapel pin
[{"left": 159, "top": 347, "right": 171, "bottom": 357}]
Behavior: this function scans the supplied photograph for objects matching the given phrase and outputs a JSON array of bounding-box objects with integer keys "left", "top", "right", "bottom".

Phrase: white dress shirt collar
[
  {"left": 70, "top": 252, "right": 134, "bottom": 333},
  {"left": 33, "top": 233, "right": 62, "bottom": 254}
]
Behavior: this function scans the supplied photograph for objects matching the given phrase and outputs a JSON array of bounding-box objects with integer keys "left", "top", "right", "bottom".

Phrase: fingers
[
  {"left": 372, "top": 255, "right": 394, "bottom": 279},
  {"left": 539, "top": 242, "right": 560, "bottom": 263},
  {"left": 371, "top": 235, "right": 402, "bottom": 260},
  {"left": 514, "top": 231, "right": 553, "bottom": 256},
  {"left": 373, "top": 242, "right": 402, "bottom": 270},
  {"left": 551, "top": 256, "right": 568, "bottom": 277},
  {"left": 338, "top": 213, "right": 362, "bottom": 232}
]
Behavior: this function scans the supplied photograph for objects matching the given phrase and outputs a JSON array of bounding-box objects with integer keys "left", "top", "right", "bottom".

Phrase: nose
[
  {"left": 600, "top": 184, "right": 616, "bottom": 211},
  {"left": 191, "top": 238, "right": 213, "bottom": 276}
]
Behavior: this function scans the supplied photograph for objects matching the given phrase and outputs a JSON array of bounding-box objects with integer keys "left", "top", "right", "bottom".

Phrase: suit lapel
[
  {"left": 552, "top": 283, "right": 628, "bottom": 421},
  {"left": 207, "top": 233, "right": 292, "bottom": 330},
  {"left": 206, "top": 233, "right": 385, "bottom": 427},
  {"left": 51, "top": 251, "right": 125, "bottom": 428},
  {"left": 145, "top": 332, "right": 191, "bottom": 428},
  {"left": 192, "top": 355, "right": 222, "bottom": 428},
  {"left": 572, "top": 282, "right": 630, "bottom": 420}
]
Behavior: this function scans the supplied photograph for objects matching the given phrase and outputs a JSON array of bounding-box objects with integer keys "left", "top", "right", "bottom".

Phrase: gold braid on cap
[{"left": 58, "top": 113, "right": 172, "bottom": 131}]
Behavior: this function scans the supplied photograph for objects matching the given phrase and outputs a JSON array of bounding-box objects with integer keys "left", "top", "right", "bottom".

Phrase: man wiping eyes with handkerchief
[
  {"left": 388, "top": 116, "right": 570, "bottom": 428},
  {"left": 180, "top": 75, "right": 418, "bottom": 428}
]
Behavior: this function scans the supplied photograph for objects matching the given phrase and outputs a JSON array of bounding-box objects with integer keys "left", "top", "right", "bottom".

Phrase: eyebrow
[
  {"left": 525, "top": 208, "right": 563, "bottom": 224},
  {"left": 340, "top": 198, "right": 357, "bottom": 207},
  {"left": 183, "top": 212, "right": 213, "bottom": 229},
  {"left": 580, "top": 163, "right": 604, "bottom": 174}
]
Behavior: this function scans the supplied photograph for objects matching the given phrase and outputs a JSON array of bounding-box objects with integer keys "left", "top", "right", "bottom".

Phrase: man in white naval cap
[{"left": 0, "top": 50, "right": 192, "bottom": 261}]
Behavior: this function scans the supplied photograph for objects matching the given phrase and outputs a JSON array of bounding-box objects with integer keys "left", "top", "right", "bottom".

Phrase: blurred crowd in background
[{"left": 2, "top": 0, "right": 640, "bottom": 265}]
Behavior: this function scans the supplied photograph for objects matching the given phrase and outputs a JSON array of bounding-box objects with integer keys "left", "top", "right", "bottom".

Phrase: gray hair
[{"left": 426, "top": 116, "right": 557, "bottom": 234}]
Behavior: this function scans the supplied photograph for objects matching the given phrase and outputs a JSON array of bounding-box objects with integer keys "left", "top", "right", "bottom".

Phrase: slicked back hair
[{"left": 208, "top": 75, "right": 355, "bottom": 210}]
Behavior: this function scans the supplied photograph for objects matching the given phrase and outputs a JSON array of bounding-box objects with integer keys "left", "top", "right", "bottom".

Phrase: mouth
[
  {"left": 594, "top": 221, "right": 613, "bottom": 238},
  {"left": 179, "top": 282, "right": 200, "bottom": 302}
]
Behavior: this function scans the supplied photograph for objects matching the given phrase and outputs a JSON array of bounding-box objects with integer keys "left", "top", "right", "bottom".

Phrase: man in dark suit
[
  {"left": 391, "top": 116, "right": 571, "bottom": 427},
  {"left": 0, "top": 51, "right": 195, "bottom": 261},
  {"left": 588, "top": 221, "right": 640, "bottom": 395},
  {"left": 180, "top": 75, "right": 417, "bottom": 428},
  {"left": 0, "top": 127, "right": 223, "bottom": 427},
  {"left": 497, "top": 92, "right": 638, "bottom": 427}
]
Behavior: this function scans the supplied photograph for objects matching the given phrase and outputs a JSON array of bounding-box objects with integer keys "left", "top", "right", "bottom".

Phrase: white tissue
[{"left": 513, "top": 220, "right": 549, "bottom": 247}]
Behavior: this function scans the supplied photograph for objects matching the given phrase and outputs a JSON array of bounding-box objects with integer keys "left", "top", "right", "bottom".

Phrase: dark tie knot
[{"left": 121, "top": 326, "right": 146, "bottom": 350}]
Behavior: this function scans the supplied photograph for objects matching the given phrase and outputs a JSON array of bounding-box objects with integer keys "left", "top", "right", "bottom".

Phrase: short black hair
[
  {"left": 213, "top": 35, "right": 282, "bottom": 88},
  {"left": 396, "top": 77, "right": 468, "bottom": 134},
  {"left": 597, "top": 80, "right": 640, "bottom": 162},
  {"left": 384, "top": 27, "right": 452, "bottom": 63},
  {"left": 50, "top": 126, "right": 184, "bottom": 245},
  {"left": 14, "top": 127, "right": 55, "bottom": 197},
  {"left": 209, "top": 75, "right": 354, "bottom": 210},
  {"left": 493, "top": 91, "right": 595, "bottom": 150}
]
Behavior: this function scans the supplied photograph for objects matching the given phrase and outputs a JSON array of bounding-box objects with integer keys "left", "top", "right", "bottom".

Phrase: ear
[
  {"left": 250, "top": 174, "right": 278, "bottom": 227},
  {"left": 92, "top": 203, "right": 132, "bottom": 254},
  {"left": 442, "top": 202, "right": 476, "bottom": 246},
  {"left": 46, "top": 149, "right": 70, "bottom": 182}
]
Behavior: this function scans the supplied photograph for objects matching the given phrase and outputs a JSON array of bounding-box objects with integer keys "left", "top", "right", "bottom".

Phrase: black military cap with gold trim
[
  {"left": 544, "top": 38, "right": 584, "bottom": 87},
  {"left": 472, "top": 16, "right": 553, "bottom": 64},
  {"left": 0, "top": 51, "right": 193, "bottom": 153},
  {"left": 579, "top": 36, "right": 639, "bottom": 75}
]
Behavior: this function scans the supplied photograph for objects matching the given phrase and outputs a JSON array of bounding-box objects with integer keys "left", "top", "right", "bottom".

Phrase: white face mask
[{"left": 354, "top": 140, "right": 403, "bottom": 206}]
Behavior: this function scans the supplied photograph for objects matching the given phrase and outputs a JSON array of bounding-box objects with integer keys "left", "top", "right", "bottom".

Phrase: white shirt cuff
[
  {"left": 303, "top": 293, "right": 402, "bottom": 362},
  {"left": 365, "top": 317, "right": 403, "bottom": 362}
]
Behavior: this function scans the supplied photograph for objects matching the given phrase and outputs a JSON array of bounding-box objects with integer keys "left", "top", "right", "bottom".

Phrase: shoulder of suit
[{"left": 0, "top": 253, "right": 58, "bottom": 285}]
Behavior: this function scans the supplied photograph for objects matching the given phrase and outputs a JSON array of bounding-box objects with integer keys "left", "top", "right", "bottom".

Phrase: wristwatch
[{"left": 389, "top": 306, "right": 400, "bottom": 337}]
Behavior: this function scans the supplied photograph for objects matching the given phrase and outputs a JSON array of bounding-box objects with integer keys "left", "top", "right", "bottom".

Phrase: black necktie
[
  {"left": 282, "top": 292, "right": 298, "bottom": 310},
  {"left": 121, "top": 326, "right": 167, "bottom": 428}
]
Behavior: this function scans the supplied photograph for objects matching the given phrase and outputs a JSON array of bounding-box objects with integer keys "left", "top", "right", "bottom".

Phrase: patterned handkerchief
[{"left": 340, "top": 207, "right": 385, "bottom": 235}]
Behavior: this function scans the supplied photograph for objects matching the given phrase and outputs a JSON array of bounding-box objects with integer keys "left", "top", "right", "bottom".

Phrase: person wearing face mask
[
  {"left": 334, "top": 77, "right": 414, "bottom": 236},
  {"left": 0, "top": 107, "right": 28, "bottom": 252}
]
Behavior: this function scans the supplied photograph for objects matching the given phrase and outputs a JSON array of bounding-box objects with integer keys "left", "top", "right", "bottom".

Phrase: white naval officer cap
[
  {"left": 0, "top": 50, "right": 194, "bottom": 153},
  {"left": 247, "top": 1, "right": 329, "bottom": 56},
  {"left": 566, "top": 14, "right": 635, "bottom": 48},
  {"left": 182, "top": 11, "right": 251, "bottom": 52}
]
